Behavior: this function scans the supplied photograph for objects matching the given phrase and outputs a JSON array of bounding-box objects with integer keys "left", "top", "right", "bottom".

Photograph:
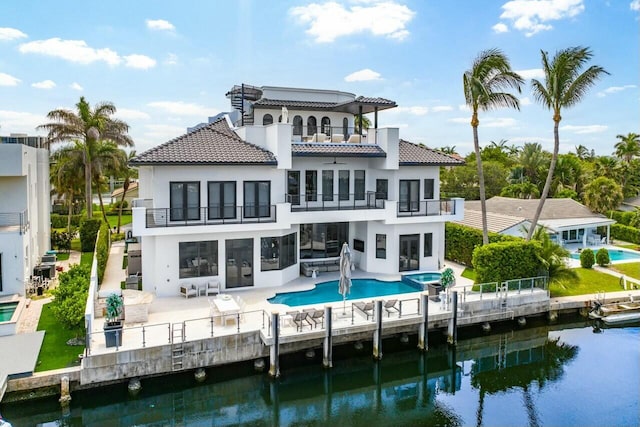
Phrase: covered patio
[{"left": 542, "top": 217, "right": 615, "bottom": 248}]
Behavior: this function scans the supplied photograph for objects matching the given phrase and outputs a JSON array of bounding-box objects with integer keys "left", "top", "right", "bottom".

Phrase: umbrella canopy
[{"left": 339, "top": 242, "right": 352, "bottom": 300}]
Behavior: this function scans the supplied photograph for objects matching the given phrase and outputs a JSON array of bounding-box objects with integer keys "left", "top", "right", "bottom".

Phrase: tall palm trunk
[
  {"left": 472, "top": 114, "right": 489, "bottom": 245},
  {"left": 116, "top": 178, "right": 129, "bottom": 233},
  {"left": 67, "top": 198, "right": 73, "bottom": 234},
  {"left": 95, "top": 181, "right": 109, "bottom": 224},
  {"left": 84, "top": 152, "right": 93, "bottom": 219},
  {"left": 527, "top": 118, "right": 560, "bottom": 240}
]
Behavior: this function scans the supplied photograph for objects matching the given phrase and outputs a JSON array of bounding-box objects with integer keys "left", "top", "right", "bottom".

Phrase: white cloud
[
  {"left": 344, "top": 68, "right": 382, "bottom": 82},
  {"left": 432, "top": 105, "right": 453, "bottom": 112},
  {"left": 290, "top": 1, "right": 415, "bottom": 43},
  {"left": 146, "top": 19, "right": 175, "bottom": 32},
  {"left": 560, "top": 124, "right": 608, "bottom": 134},
  {"left": 0, "top": 27, "right": 27, "bottom": 41},
  {"left": 520, "top": 97, "right": 532, "bottom": 106},
  {"left": 0, "top": 110, "right": 46, "bottom": 132},
  {"left": 395, "top": 106, "right": 429, "bottom": 116},
  {"left": 492, "top": 22, "right": 509, "bottom": 33},
  {"left": 448, "top": 117, "right": 469, "bottom": 124},
  {"left": 123, "top": 54, "right": 157, "bottom": 69},
  {"left": 143, "top": 124, "right": 185, "bottom": 140},
  {"left": 164, "top": 53, "right": 179, "bottom": 66},
  {"left": 114, "top": 108, "right": 151, "bottom": 121},
  {"left": 70, "top": 82, "right": 83, "bottom": 91},
  {"left": 631, "top": 0, "right": 640, "bottom": 11},
  {"left": 499, "top": 0, "right": 585, "bottom": 37},
  {"left": 31, "top": 80, "right": 56, "bottom": 89},
  {"left": 597, "top": 84, "right": 636, "bottom": 97},
  {"left": 0, "top": 72, "right": 21, "bottom": 86},
  {"left": 515, "top": 68, "right": 545, "bottom": 79},
  {"left": 147, "top": 101, "right": 216, "bottom": 117},
  {"left": 458, "top": 104, "right": 471, "bottom": 112}
]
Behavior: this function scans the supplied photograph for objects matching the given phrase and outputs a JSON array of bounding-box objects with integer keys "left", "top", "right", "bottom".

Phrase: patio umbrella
[{"left": 339, "top": 242, "right": 352, "bottom": 314}]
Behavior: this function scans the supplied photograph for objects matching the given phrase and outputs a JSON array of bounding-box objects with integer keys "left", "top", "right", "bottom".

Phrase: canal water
[{"left": 3, "top": 317, "right": 639, "bottom": 426}]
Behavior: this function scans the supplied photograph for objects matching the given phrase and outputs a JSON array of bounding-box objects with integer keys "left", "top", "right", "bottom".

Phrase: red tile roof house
[{"left": 130, "top": 84, "right": 465, "bottom": 296}]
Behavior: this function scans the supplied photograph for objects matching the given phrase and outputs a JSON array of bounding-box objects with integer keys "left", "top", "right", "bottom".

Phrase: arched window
[
  {"left": 278, "top": 115, "right": 282, "bottom": 123},
  {"left": 321, "top": 117, "right": 331, "bottom": 135},
  {"left": 293, "top": 115, "right": 303, "bottom": 135},
  {"left": 307, "top": 116, "right": 317, "bottom": 136},
  {"left": 342, "top": 117, "right": 349, "bottom": 139},
  {"left": 263, "top": 114, "right": 273, "bottom": 126}
]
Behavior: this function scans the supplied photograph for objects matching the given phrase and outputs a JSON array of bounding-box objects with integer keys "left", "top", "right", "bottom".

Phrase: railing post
[{"left": 142, "top": 327, "right": 146, "bottom": 348}]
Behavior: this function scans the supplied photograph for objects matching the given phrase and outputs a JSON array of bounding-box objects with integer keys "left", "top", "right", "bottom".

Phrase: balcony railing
[
  {"left": 396, "top": 199, "right": 455, "bottom": 217},
  {"left": 287, "top": 192, "right": 384, "bottom": 212},
  {"left": 144, "top": 205, "right": 276, "bottom": 228},
  {"left": 291, "top": 125, "right": 373, "bottom": 144},
  {"left": 0, "top": 210, "right": 28, "bottom": 234}
]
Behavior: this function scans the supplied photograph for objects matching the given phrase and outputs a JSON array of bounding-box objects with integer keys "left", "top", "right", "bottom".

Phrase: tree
[
  {"left": 527, "top": 46, "right": 608, "bottom": 241},
  {"left": 50, "top": 143, "right": 85, "bottom": 233},
  {"left": 613, "top": 133, "right": 640, "bottom": 164},
  {"left": 354, "top": 114, "right": 371, "bottom": 134},
  {"left": 438, "top": 145, "right": 458, "bottom": 155},
  {"left": 530, "top": 228, "right": 577, "bottom": 282},
  {"left": 463, "top": 48, "right": 524, "bottom": 245},
  {"left": 38, "top": 97, "right": 133, "bottom": 219},
  {"left": 90, "top": 141, "right": 125, "bottom": 223},
  {"left": 115, "top": 149, "right": 137, "bottom": 233},
  {"left": 583, "top": 176, "right": 623, "bottom": 214},
  {"left": 50, "top": 264, "right": 90, "bottom": 338},
  {"left": 519, "top": 142, "right": 549, "bottom": 187}
]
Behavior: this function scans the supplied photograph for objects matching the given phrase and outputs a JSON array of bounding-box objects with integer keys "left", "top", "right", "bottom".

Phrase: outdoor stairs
[{"left": 171, "top": 323, "right": 185, "bottom": 372}]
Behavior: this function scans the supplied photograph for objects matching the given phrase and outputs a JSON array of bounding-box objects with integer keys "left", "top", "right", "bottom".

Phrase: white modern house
[
  {"left": 131, "top": 85, "right": 464, "bottom": 297},
  {"left": 0, "top": 140, "right": 51, "bottom": 296}
]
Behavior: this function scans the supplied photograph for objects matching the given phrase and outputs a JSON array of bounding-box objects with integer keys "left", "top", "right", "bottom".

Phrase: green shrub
[
  {"left": 96, "top": 221, "right": 111, "bottom": 284},
  {"left": 607, "top": 211, "right": 637, "bottom": 227},
  {"left": 445, "top": 223, "right": 521, "bottom": 266},
  {"left": 611, "top": 223, "right": 640, "bottom": 244},
  {"left": 50, "top": 213, "right": 82, "bottom": 229},
  {"left": 112, "top": 232, "right": 125, "bottom": 241},
  {"left": 596, "top": 248, "right": 610, "bottom": 267},
  {"left": 580, "top": 249, "right": 595, "bottom": 268},
  {"left": 79, "top": 219, "right": 102, "bottom": 252},
  {"left": 51, "top": 230, "right": 73, "bottom": 252},
  {"left": 50, "top": 264, "right": 90, "bottom": 337},
  {"left": 471, "top": 241, "right": 542, "bottom": 284}
]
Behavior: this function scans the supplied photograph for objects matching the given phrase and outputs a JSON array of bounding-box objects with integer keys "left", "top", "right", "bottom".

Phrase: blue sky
[{"left": 0, "top": 0, "right": 638, "bottom": 156}]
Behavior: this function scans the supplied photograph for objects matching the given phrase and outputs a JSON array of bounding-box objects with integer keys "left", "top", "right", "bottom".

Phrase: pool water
[
  {"left": 0, "top": 302, "right": 18, "bottom": 322},
  {"left": 268, "top": 279, "right": 423, "bottom": 306},
  {"left": 570, "top": 249, "right": 640, "bottom": 262},
  {"left": 404, "top": 272, "right": 442, "bottom": 283}
]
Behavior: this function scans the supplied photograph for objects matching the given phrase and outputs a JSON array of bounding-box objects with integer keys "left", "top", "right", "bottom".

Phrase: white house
[
  {"left": 0, "top": 141, "right": 51, "bottom": 296},
  {"left": 131, "top": 85, "right": 464, "bottom": 297}
]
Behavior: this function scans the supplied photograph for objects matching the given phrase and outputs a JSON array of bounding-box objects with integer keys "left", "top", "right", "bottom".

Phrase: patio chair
[
  {"left": 208, "top": 298, "right": 222, "bottom": 325},
  {"left": 206, "top": 280, "right": 220, "bottom": 296},
  {"left": 383, "top": 299, "right": 400, "bottom": 317},
  {"left": 180, "top": 284, "right": 197, "bottom": 299},
  {"left": 354, "top": 301, "right": 375, "bottom": 320},
  {"left": 291, "top": 311, "right": 312, "bottom": 331},
  {"left": 303, "top": 308, "right": 325, "bottom": 329}
]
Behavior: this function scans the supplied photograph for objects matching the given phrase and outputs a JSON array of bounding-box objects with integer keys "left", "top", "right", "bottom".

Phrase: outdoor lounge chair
[
  {"left": 180, "top": 284, "right": 197, "bottom": 299},
  {"left": 383, "top": 299, "right": 400, "bottom": 317},
  {"left": 291, "top": 311, "right": 312, "bottom": 331},
  {"left": 354, "top": 301, "right": 375, "bottom": 320},
  {"left": 303, "top": 308, "right": 325, "bottom": 329},
  {"left": 206, "top": 280, "right": 220, "bottom": 296}
]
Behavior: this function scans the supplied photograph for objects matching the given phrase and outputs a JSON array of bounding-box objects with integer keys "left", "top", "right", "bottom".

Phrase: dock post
[
  {"left": 373, "top": 300, "right": 383, "bottom": 360},
  {"left": 323, "top": 306, "right": 333, "bottom": 368},
  {"left": 59, "top": 375, "right": 71, "bottom": 406},
  {"left": 418, "top": 292, "right": 429, "bottom": 351},
  {"left": 447, "top": 291, "right": 458, "bottom": 346},
  {"left": 269, "top": 311, "right": 280, "bottom": 378}
]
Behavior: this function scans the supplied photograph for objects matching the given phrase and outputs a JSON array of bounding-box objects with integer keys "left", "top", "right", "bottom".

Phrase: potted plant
[
  {"left": 440, "top": 267, "right": 455, "bottom": 289},
  {"left": 104, "top": 293, "right": 124, "bottom": 348}
]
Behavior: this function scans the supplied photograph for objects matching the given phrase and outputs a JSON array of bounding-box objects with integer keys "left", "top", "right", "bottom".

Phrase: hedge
[
  {"left": 51, "top": 213, "right": 82, "bottom": 229},
  {"left": 95, "top": 221, "right": 111, "bottom": 284},
  {"left": 445, "top": 222, "right": 521, "bottom": 266},
  {"left": 79, "top": 219, "right": 102, "bottom": 252},
  {"left": 611, "top": 223, "right": 640, "bottom": 244},
  {"left": 580, "top": 249, "right": 595, "bottom": 268},
  {"left": 607, "top": 211, "right": 636, "bottom": 227},
  {"left": 472, "top": 241, "right": 542, "bottom": 284}
]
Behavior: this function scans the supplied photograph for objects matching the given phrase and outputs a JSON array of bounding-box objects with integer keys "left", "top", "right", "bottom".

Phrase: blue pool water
[
  {"left": 268, "top": 278, "right": 423, "bottom": 306},
  {"left": 0, "top": 302, "right": 18, "bottom": 322},
  {"left": 404, "top": 272, "right": 442, "bottom": 283},
  {"left": 570, "top": 249, "right": 640, "bottom": 261}
]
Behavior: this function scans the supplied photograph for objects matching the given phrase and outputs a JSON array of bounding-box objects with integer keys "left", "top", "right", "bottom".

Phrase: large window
[
  {"left": 376, "top": 179, "right": 388, "bottom": 200},
  {"left": 322, "top": 170, "right": 334, "bottom": 201},
  {"left": 208, "top": 181, "right": 236, "bottom": 220},
  {"left": 244, "top": 181, "right": 270, "bottom": 218},
  {"left": 300, "top": 223, "right": 349, "bottom": 259},
  {"left": 307, "top": 116, "right": 317, "bottom": 135},
  {"left": 261, "top": 233, "right": 297, "bottom": 271},
  {"left": 376, "top": 234, "right": 386, "bottom": 259},
  {"left": 293, "top": 115, "right": 303, "bottom": 136},
  {"left": 424, "top": 179, "right": 435, "bottom": 199},
  {"left": 305, "top": 171, "right": 317, "bottom": 202},
  {"left": 339, "top": 170, "right": 350, "bottom": 201},
  {"left": 179, "top": 240, "right": 218, "bottom": 278},
  {"left": 321, "top": 116, "right": 331, "bottom": 134},
  {"left": 287, "top": 171, "right": 300, "bottom": 205},
  {"left": 355, "top": 170, "right": 365, "bottom": 200},
  {"left": 226, "top": 239, "right": 253, "bottom": 288},
  {"left": 424, "top": 233, "right": 433, "bottom": 257},
  {"left": 263, "top": 114, "right": 273, "bottom": 125},
  {"left": 399, "top": 180, "right": 420, "bottom": 212},
  {"left": 170, "top": 182, "right": 200, "bottom": 221}
]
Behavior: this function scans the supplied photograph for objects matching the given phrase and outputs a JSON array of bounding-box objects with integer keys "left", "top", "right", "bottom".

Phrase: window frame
[
  {"left": 376, "top": 234, "right": 386, "bottom": 259},
  {"left": 354, "top": 170, "right": 365, "bottom": 200},
  {"left": 338, "top": 170, "right": 350, "bottom": 201},
  {"left": 170, "top": 181, "right": 200, "bottom": 221},
  {"left": 261, "top": 233, "right": 297, "bottom": 271},
  {"left": 424, "top": 233, "right": 433, "bottom": 257},
  {"left": 305, "top": 170, "right": 318, "bottom": 202},
  {"left": 399, "top": 179, "right": 420, "bottom": 212},
  {"left": 263, "top": 114, "right": 273, "bottom": 125},
  {"left": 424, "top": 178, "right": 435, "bottom": 199},
  {"left": 322, "top": 170, "right": 334, "bottom": 201},
  {"left": 207, "top": 181, "right": 236, "bottom": 220},
  {"left": 243, "top": 181, "right": 271, "bottom": 218},
  {"left": 376, "top": 179, "right": 388, "bottom": 200},
  {"left": 178, "top": 240, "right": 218, "bottom": 279}
]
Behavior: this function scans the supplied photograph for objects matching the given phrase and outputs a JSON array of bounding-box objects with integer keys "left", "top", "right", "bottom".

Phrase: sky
[{"left": 0, "top": 0, "right": 638, "bottom": 157}]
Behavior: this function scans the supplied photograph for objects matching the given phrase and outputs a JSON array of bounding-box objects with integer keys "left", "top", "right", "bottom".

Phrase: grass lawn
[
  {"left": 461, "top": 267, "right": 476, "bottom": 281},
  {"left": 35, "top": 303, "right": 84, "bottom": 372},
  {"left": 610, "top": 262, "right": 640, "bottom": 280},
  {"left": 71, "top": 239, "right": 82, "bottom": 252},
  {"left": 105, "top": 214, "right": 132, "bottom": 228},
  {"left": 56, "top": 252, "right": 70, "bottom": 261},
  {"left": 80, "top": 252, "right": 94, "bottom": 267},
  {"left": 550, "top": 268, "right": 624, "bottom": 297}
]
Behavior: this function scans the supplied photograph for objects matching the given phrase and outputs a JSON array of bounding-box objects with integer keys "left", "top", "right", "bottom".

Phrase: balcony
[
  {"left": 143, "top": 205, "right": 277, "bottom": 228},
  {"left": 396, "top": 199, "right": 456, "bottom": 217},
  {"left": 0, "top": 210, "right": 29, "bottom": 234},
  {"left": 287, "top": 192, "right": 384, "bottom": 212},
  {"left": 291, "top": 125, "right": 374, "bottom": 144}
]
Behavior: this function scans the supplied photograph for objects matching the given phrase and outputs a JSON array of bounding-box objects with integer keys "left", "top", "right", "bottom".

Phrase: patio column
[
  {"left": 607, "top": 224, "right": 611, "bottom": 244},
  {"left": 583, "top": 230, "right": 587, "bottom": 247}
]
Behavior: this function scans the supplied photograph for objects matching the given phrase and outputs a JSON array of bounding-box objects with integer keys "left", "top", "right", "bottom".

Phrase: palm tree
[
  {"left": 613, "top": 132, "right": 640, "bottom": 163},
  {"left": 583, "top": 176, "right": 623, "bottom": 214},
  {"left": 91, "top": 141, "right": 126, "bottom": 223},
  {"left": 527, "top": 46, "right": 608, "bottom": 241},
  {"left": 354, "top": 114, "right": 371, "bottom": 134},
  {"left": 438, "top": 145, "right": 458, "bottom": 155},
  {"left": 38, "top": 97, "right": 133, "bottom": 219},
  {"left": 50, "top": 144, "right": 85, "bottom": 233},
  {"left": 463, "top": 48, "right": 524, "bottom": 245},
  {"left": 115, "top": 150, "right": 137, "bottom": 233}
]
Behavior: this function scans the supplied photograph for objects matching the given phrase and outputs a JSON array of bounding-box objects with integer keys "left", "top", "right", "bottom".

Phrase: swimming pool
[
  {"left": 267, "top": 279, "right": 423, "bottom": 307},
  {"left": 0, "top": 302, "right": 18, "bottom": 322},
  {"left": 569, "top": 249, "right": 640, "bottom": 262},
  {"left": 403, "top": 272, "right": 442, "bottom": 284}
]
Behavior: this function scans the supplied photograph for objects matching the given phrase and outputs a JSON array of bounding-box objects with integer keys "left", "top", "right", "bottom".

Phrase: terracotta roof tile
[
  {"left": 399, "top": 140, "right": 466, "bottom": 166},
  {"left": 465, "top": 197, "right": 605, "bottom": 220}
]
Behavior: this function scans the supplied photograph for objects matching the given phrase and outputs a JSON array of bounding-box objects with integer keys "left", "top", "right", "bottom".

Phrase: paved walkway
[{"left": 101, "top": 240, "right": 126, "bottom": 292}]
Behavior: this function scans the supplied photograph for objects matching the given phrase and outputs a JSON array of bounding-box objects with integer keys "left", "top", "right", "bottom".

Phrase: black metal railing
[
  {"left": 0, "top": 210, "right": 28, "bottom": 234},
  {"left": 145, "top": 205, "right": 276, "bottom": 228},
  {"left": 286, "top": 192, "right": 384, "bottom": 211},
  {"left": 291, "top": 126, "right": 374, "bottom": 144},
  {"left": 396, "top": 199, "right": 455, "bottom": 217}
]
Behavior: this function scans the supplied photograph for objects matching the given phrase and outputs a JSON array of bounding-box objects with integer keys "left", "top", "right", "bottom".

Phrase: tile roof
[
  {"left": 353, "top": 96, "right": 396, "bottom": 105},
  {"left": 253, "top": 99, "right": 339, "bottom": 110},
  {"left": 292, "top": 143, "right": 386, "bottom": 157},
  {"left": 130, "top": 119, "right": 277, "bottom": 166},
  {"left": 464, "top": 196, "right": 605, "bottom": 220},
  {"left": 455, "top": 209, "right": 529, "bottom": 233},
  {"left": 399, "top": 140, "right": 466, "bottom": 166}
]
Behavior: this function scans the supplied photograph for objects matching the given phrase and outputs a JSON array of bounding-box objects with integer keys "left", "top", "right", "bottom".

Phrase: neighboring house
[
  {"left": 111, "top": 181, "right": 139, "bottom": 207},
  {"left": 459, "top": 196, "right": 616, "bottom": 246},
  {"left": 0, "top": 140, "right": 51, "bottom": 296},
  {"left": 130, "top": 84, "right": 464, "bottom": 297},
  {"left": 620, "top": 196, "right": 640, "bottom": 212}
]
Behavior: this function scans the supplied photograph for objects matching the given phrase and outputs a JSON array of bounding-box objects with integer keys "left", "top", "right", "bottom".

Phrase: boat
[{"left": 589, "top": 299, "right": 640, "bottom": 325}]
